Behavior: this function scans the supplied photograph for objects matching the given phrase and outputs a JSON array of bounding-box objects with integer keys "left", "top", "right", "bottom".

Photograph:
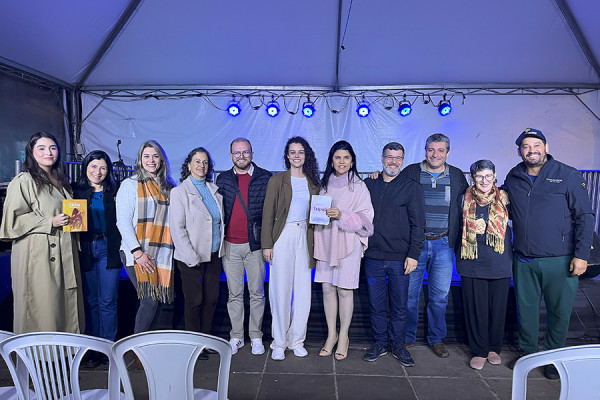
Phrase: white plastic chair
[
  {"left": 0, "top": 331, "right": 124, "bottom": 400},
  {"left": 111, "top": 330, "right": 232, "bottom": 400},
  {"left": 512, "top": 344, "right": 600, "bottom": 400},
  {"left": 0, "top": 330, "right": 32, "bottom": 400}
]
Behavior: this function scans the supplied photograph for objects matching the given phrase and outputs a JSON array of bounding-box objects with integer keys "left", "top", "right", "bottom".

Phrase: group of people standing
[{"left": 0, "top": 129, "right": 594, "bottom": 377}]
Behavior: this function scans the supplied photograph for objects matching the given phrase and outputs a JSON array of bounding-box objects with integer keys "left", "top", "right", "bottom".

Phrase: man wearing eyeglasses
[
  {"left": 216, "top": 138, "right": 272, "bottom": 356},
  {"left": 504, "top": 128, "right": 594, "bottom": 379},
  {"left": 400, "top": 133, "right": 469, "bottom": 358},
  {"left": 363, "top": 142, "right": 425, "bottom": 366}
]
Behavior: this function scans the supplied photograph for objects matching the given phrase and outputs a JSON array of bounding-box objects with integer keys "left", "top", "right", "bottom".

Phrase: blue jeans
[
  {"left": 82, "top": 238, "right": 121, "bottom": 340},
  {"left": 405, "top": 237, "right": 454, "bottom": 345},
  {"left": 364, "top": 257, "right": 410, "bottom": 348}
]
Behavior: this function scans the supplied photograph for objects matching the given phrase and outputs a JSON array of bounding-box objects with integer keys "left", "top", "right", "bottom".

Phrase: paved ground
[
  {"left": 0, "top": 340, "right": 564, "bottom": 400},
  {"left": 1, "top": 274, "right": 597, "bottom": 399}
]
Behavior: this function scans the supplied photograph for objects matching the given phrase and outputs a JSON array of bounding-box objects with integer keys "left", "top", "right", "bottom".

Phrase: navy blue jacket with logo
[{"left": 503, "top": 155, "right": 594, "bottom": 260}]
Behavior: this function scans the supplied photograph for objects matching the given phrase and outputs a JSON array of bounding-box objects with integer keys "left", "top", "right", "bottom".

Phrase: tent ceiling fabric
[
  {"left": 1, "top": 0, "right": 599, "bottom": 89},
  {"left": 0, "top": 0, "right": 131, "bottom": 85}
]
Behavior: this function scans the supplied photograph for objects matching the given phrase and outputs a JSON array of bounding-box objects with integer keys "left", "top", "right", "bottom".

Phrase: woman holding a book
[
  {"left": 72, "top": 150, "right": 122, "bottom": 368},
  {"left": 116, "top": 140, "right": 176, "bottom": 344},
  {"left": 261, "top": 137, "right": 320, "bottom": 361},
  {"left": 0, "top": 131, "right": 83, "bottom": 334},
  {"left": 313, "top": 140, "right": 374, "bottom": 361}
]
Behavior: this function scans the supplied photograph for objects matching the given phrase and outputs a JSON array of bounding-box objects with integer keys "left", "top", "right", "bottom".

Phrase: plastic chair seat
[
  {"left": 0, "top": 332, "right": 124, "bottom": 400},
  {"left": 112, "top": 330, "right": 232, "bottom": 400},
  {"left": 512, "top": 344, "right": 600, "bottom": 400}
]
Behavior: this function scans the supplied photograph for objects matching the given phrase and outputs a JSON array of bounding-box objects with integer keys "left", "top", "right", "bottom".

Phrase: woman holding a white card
[
  {"left": 261, "top": 136, "right": 320, "bottom": 361},
  {"left": 314, "top": 140, "right": 374, "bottom": 361}
]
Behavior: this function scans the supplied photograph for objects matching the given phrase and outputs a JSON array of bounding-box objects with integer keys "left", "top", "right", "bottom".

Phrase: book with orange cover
[{"left": 63, "top": 199, "right": 87, "bottom": 232}]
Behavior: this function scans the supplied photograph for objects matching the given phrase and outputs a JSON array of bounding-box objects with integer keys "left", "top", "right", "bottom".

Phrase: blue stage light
[
  {"left": 356, "top": 100, "right": 370, "bottom": 117},
  {"left": 266, "top": 100, "right": 280, "bottom": 117},
  {"left": 302, "top": 102, "right": 315, "bottom": 118},
  {"left": 227, "top": 101, "right": 241, "bottom": 117},
  {"left": 398, "top": 101, "right": 412, "bottom": 117},
  {"left": 438, "top": 94, "right": 451, "bottom": 116}
]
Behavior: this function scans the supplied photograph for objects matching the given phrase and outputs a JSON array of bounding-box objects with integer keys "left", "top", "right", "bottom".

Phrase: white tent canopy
[{"left": 1, "top": 0, "right": 599, "bottom": 178}]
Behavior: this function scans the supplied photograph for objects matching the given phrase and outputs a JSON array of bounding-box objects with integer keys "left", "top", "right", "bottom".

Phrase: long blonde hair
[{"left": 133, "top": 140, "right": 176, "bottom": 198}]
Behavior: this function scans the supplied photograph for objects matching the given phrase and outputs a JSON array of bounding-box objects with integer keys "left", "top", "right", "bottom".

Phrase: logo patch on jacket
[{"left": 546, "top": 178, "right": 562, "bottom": 183}]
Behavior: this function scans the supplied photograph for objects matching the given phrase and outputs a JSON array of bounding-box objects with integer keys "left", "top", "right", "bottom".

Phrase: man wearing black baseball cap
[{"left": 503, "top": 128, "right": 594, "bottom": 379}]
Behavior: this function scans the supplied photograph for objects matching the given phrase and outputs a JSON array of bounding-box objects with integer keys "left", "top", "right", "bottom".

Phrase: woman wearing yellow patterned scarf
[{"left": 457, "top": 159, "right": 512, "bottom": 371}]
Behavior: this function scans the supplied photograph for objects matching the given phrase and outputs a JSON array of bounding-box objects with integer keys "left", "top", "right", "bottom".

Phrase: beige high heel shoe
[
  {"left": 319, "top": 334, "right": 339, "bottom": 357},
  {"left": 334, "top": 337, "right": 349, "bottom": 361}
]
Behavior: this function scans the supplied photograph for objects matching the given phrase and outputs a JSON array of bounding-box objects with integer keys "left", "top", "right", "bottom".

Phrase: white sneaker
[
  {"left": 271, "top": 348, "right": 285, "bottom": 361},
  {"left": 229, "top": 338, "right": 244, "bottom": 355},
  {"left": 292, "top": 347, "right": 308, "bottom": 357},
  {"left": 251, "top": 338, "right": 265, "bottom": 355}
]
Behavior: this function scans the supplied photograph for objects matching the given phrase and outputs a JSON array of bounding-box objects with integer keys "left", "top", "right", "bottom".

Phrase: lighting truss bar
[{"left": 81, "top": 83, "right": 599, "bottom": 101}]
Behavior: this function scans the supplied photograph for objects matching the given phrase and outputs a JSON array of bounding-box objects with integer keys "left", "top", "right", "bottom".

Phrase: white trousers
[{"left": 269, "top": 221, "right": 312, "bottom": 351}]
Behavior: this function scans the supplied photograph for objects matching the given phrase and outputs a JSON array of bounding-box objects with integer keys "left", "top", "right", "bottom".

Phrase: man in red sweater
[{"left": 216, "top": 138, "right": 272, "bottom": 355}]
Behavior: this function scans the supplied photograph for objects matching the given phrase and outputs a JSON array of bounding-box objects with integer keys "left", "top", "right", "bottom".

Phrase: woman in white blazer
[{"left": 169, "top": 147, "right": 225, "bottom": 350}]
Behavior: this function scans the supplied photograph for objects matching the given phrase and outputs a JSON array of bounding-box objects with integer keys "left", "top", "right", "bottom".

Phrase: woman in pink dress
[{"left": 314, "top": 140, "right": 374, "bottom": 360}]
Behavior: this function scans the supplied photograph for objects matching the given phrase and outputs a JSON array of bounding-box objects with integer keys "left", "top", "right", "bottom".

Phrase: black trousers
[
  {"left": 461, "top": 276, "right": 510, "bottom": 357},
  {"left": 176, "top": 253, "right": 221, "bottom": 334}
]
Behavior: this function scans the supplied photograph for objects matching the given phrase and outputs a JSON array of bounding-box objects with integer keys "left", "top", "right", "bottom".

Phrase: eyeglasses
[
  {"left": 384, "top": 155, "right": 404, "bottom": 161},
  {"left": 231, "top": 150, "right": 251, "bottom": 158},
  {"left": 473, "top": 174, "right": 494, "bottom": 182}
]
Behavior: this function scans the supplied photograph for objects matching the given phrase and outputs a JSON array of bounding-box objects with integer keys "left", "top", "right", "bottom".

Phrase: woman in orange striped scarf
[
  {"left": 116, "top": 140, "right": 176, "bottom": 346},
  {"left": 457, "top": 159, "right": 512, "bottom": 371}
]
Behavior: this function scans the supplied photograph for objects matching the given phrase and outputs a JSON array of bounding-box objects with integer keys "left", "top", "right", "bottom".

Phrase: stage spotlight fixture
[
  {"left": 266, "top": 99, "right": 280, "bottom": 117},
  {"left": 227, "top": 98, "right": 241, "bottom": 116},
  {"left": 302, "top": 96, "right": 315, "bottom": 118},
  {"left": 438, "top": 94, "right": 452, "bottom": 116},
  {"left": 398, "top": 95, "right": 412, "bottom": 117},
  {"left": 356, "top": 97, "right": 371, "bottom": 117}
]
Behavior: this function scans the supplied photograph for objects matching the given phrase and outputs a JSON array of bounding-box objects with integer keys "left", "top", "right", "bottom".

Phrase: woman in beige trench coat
[{"left": 0, "top": 131, "right": 83, "bottom": 334}]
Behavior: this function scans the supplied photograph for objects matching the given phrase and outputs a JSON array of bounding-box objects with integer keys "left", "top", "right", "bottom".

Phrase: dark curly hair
[
  {"left": 320, "top": 140, "right": 360, "bottom": 192},
  {"left": 283, "top": 137, "right": 320, "bottom": 187},
  {"left": 23, "top": 131, "right": 72, "bottom": 195},
  {"left": 180, "top": 147, "right": 215, "bottom": 182}
]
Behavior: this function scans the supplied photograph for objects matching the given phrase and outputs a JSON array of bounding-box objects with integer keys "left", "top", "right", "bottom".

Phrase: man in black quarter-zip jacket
[{"left": 363, "top": 142, "right": 425, "bottom": 367}]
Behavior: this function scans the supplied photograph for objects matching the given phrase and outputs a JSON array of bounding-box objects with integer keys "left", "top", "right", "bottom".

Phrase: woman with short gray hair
[{"left": 457, "top": 159, "right": 512, "bottom": 370}]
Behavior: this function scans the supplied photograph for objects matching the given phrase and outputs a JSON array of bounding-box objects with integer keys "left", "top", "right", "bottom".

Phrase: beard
[
  {"left": 234, "top": 158, "right": 251, "bottom": 170},
  {"left": 522, "top": 152, "right": 547, "bottom": 167},
  {"left": 383, "top": 165, "right": 401, "bottom": 177}
]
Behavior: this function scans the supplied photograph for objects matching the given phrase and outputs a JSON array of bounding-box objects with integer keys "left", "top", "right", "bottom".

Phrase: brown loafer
[{"left": 430, "top": 343, "right": 449, "bottom": 358}]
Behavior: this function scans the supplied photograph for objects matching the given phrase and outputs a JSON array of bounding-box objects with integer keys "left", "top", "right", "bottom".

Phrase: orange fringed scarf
[{"left": 135, "top": 178, "right": 174, "bottom": 303}]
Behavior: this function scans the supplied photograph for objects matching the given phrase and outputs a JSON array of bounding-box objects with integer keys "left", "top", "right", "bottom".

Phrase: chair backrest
[
  {"left": 111, "top": 330, "right": 232, "bottom": 400},
  {"left": 0, "top": 331, "right": 21, "bottom": 400},
  {"left": 0, "top": 331, "right": 121, "bottom": 400},
  {"left": 512, "top": 344, "right": 600, "bottom": 400},
  {"left": 0, "top": 330, "right": 15, "bottom": 341}
]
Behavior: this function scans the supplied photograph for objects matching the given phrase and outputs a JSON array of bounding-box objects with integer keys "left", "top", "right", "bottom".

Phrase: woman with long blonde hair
[{"left": 116, "top": 140, "right": 176, "bottom": 344}]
